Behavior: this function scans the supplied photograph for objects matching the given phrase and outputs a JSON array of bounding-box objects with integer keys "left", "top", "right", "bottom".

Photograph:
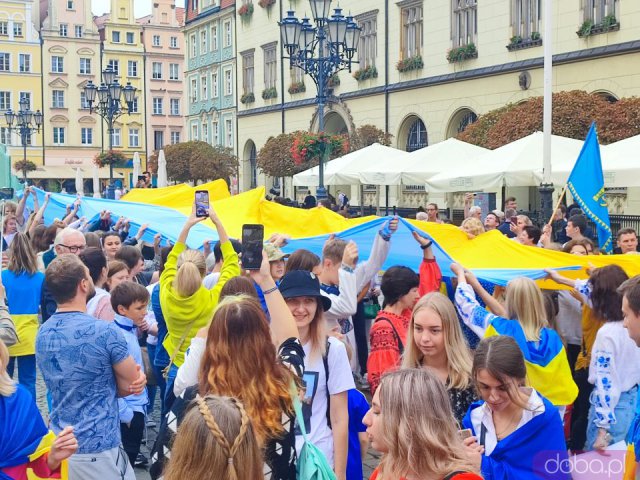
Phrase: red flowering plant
[
  {"left": 94, "top": 150, "right": 127, "bottom": 167},
  {"left": 238, "top": 3, "right": 254, "bottom": 18},
  {"left": 291, "top": 131, "right": 349, "bottom": 165},
  {"left": 258, "top": 0, "right": 276, "bottom": 7}
]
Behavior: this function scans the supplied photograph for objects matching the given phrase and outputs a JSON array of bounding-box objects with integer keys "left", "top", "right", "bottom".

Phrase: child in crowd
[{"left": 111, "top": 281, "right": 151, "bottom": 467}]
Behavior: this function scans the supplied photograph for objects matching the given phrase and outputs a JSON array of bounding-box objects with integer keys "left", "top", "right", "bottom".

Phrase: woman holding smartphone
[{"left": 462, "top": 336, "right": 569, "bottom": 479}]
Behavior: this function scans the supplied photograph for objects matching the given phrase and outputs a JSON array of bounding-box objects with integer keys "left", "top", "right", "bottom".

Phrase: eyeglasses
[{"left": 58, "top": 244, "right": 86, "bottom": 253}]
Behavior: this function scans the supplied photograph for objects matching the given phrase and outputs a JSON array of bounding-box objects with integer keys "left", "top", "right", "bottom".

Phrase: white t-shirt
[
  {"left": 203, "top": 271, "right": 221, "bottom": 290},
  {"left": 174, "top": 336, "right": 206, "bottom": 396},
  {"left": 556, "top": 290, "right": 583, "bottom": 346},
  {"left": 295, "top": 336, "right": 355, "bottom": 467}
]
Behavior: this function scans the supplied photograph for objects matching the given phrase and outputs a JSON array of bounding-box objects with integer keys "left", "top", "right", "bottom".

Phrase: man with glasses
[{"left": 41, "top": 227, "right": 87, "bottom": 321}]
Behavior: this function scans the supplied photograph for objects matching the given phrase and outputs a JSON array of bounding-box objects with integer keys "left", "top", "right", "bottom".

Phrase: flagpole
[
  {"left": 546, "top": 183, "right": 568, "bottom": 228},
  {"left": 539, "top": 0, "right": 555, "bottom": 225}
]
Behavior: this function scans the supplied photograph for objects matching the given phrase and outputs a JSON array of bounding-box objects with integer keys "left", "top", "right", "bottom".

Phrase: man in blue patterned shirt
[{"left": 36, "top": 254, "right": 146, "bottom": 479}]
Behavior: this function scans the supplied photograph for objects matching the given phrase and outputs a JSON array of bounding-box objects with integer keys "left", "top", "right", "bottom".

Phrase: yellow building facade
[
  {"left": 237, "top": 0, "right": 640, "bottom": 213},
  {"left": 0, "top": 0, "right": 43, "bottom": 169},
  {"left": 96, "top": 0, "right": 146, "bottom": 173}
]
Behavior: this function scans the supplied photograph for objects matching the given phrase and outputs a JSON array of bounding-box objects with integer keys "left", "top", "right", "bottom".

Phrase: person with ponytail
[
  {"left": 160, "top": 204, "right": 240, "bottom": 409},
  {"left": 80, "top": 247, "right": 115, "bottom": 322},
  {"left": 163, "top": 395, "right": 262, "bottom": 480}
]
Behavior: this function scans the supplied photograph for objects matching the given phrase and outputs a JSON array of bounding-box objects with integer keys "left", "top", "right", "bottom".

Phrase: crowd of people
[{"left": 2, "top": 187, "right": 640, "bottom": 480}]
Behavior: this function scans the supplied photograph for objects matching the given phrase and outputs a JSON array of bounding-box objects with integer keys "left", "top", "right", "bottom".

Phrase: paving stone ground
[{"left": 33, "top": 370, "right": 378, "bottom": 479}]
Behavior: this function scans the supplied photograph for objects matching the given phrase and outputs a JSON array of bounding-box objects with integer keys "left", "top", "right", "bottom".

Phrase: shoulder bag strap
[
  {"left": 376, "top": 316, "right": 404, "bottom": 354},
  {"left": 162, "top": 318, "right": 198, "bottom": 379},
  {"left": 322, "top": 339, "right": 332, "bottom": 429}
]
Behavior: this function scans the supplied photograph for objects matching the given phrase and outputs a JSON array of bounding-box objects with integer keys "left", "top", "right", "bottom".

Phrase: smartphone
[
  {"left": 510, "top": 216, "right": 518, "bottom": 224},
  {"left": 0, "top": 188, "right": 14, "bottom": 200},
  {"left": 242, "top": 224, "right": 265, "bottom": 270},
  {"left": 195, "top": 190, "right": 210, "bottom": 218},
  {"left": 458, "top": 428, "right": 473, "bottom": 440}
]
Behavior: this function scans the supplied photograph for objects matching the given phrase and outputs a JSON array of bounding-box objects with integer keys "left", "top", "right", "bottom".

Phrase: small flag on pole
[{"left": 566, "top": 122, "right": 613, "bottom": 253}]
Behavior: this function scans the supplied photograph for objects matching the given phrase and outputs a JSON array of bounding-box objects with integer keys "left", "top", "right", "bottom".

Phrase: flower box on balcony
[{"left": 396, "top": 55, "right": 423, "bottom": 73}]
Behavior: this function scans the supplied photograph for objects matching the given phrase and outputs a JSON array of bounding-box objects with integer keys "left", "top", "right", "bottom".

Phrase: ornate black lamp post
[{"left": 4, "top": 96, "right": 43, "bottom": 182}]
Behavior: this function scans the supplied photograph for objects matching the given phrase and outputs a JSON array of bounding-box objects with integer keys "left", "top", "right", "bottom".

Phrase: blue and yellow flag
[{"left": 566, "top": 123, "right": 613, "bottom": 253}]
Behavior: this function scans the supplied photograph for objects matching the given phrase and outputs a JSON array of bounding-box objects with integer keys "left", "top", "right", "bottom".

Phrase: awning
[{"left": 13, "top": 165, "right": 124, "bottom": 180}]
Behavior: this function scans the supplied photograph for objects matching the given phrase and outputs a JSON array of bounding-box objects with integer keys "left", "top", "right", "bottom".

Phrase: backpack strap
[
  {"left": 375, "top": 316, "right": 404, "bottom": 354},
  {"left": 322, "top": 339, "right": 332, "bottom": 429},
  {"left": 443, "top": 472, "right": 467, "bottom": 480}
]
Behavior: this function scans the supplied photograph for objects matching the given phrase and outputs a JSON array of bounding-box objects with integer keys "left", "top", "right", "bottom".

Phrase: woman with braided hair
[{"left": 163, "top": 395, "right": 262, "bottom": 480}]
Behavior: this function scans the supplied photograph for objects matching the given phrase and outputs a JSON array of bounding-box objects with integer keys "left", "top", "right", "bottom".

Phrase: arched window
[
  {"left": 406, "top": 118, "right": 428, "bottom": 152},
  {"left": 457, "top": 110, "right": 478, "bottom": 134},
  {"left": 249, "top": 143, "right": 257, "bottom": 189},
  {"left": 446, "top": 108, "right": 478, "bottom": 138}
]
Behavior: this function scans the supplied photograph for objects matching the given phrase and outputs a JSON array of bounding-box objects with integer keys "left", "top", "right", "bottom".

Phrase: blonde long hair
[
  {"left": 376, "top": 369, "right": 478, "bottom": 479},
  {"left": 402, "top": 292, "right": 473, "bottom": 390},
  {"left": 8, "top": 232, "right": 38, "bottom": 275},
  {"left": 0, "top": 340, "right": 16, "bottom": 397},
  {"left": 164, "top": 395, "right": 262, "bottom": 480},
  {"left": 505, "top": 277, "right": 548, "bottom": 341},
  {"left": 174, "top": 249, "right": 206, "bottom": 297}
]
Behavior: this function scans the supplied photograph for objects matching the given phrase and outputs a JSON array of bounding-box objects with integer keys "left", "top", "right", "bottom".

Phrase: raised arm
[
  {"left": 451, "top": 263, "right": 498, "bottom": 338},
  {"left": 354, "top": 217, "right": 397, "bottom": 291},
  {"left": 208, "top": 206, "right": 239, "bottom": 304},
  {"left": 15, "top": 186, "right": 30, "bottom": 225},
  {"left": 250, "top": 251, "right": 299, "bottom": 345},
  {"left": 412, "top": 231, "right": 442, "bottom": 295},
  {"left": 465, "top": 270, "right": 507, "bottom": 318}
]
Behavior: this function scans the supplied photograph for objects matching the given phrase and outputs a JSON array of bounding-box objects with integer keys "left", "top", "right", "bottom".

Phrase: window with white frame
[
  {"left": 224, "top": 21, "right": 231, "bottom": 47},
  {"left": 512, "top": 0, "right": 540, "bottom": 39},
  {"left": 169, "top": 63, "right": 179, "bottom": 80},
  {"left": 201, "top": 75, "right": 208, "bottom": 99},
  {"left": 129, "top": 128, "right": 139, "bottom": 147},
  {"left": 211, "top": 25, "right": 218, "bottom": 50},
  {"left": 224, "top": 69, "right": 232, "bottom": 96},
  {"left": 242, "top": 50, "right": 254, "bottom": 94},
  {"left": 111, "top": 128, "right": 121, "bottom": 146},
  {"left": 0, "top": 53, "right": 8, "bottom": 72},
  {"left": 357, "top": 11, "right": 377, "bottom": 68},
  {"left": 202, "top": 122, "right": 209, "bottom": 143},
  {"left": 191, "top": 78, "right": 197, "bottom": 102},
  {"left": 13, "top": 22, "right": 22, "bottom": 37},
  {"left": 67, "top": 0, "right": 74, "bottom": 9},
  {"left": 170, "top": 98, "right": 180, "bottom": 115},
  {"left": 53, "top": 127, "right": 65, "bottom": 145},
  {"left": 59, "top": 24, "right": 68, "bottom": 37},
  {"left": 108, "top": 59, "right": 119, "bottom": 75},
  {"left": 212, "top": 71, "right": 219, "bottom": 97},
  {"left": 262, "top": 43, "right": 277, "bottom": 89},
  {"left": 290, "top": 66, "right": 303, "bottom": 84},
  {"left": 170, "top": 36, "right": 178, "bottom": 48},
  {"left": 0, "top": 22, "right": 7, "bottom": 36},
  {"left": 112, "top": 31, "right": 120, "bottom": 42},
  {"left": 126, "top": 32, "right": 134, "bottom": 44},
  {"left": 0, "top": 127, "right": 10, "bottom": 145},
  {"left": 129, "top": 98, "right": 138, "bottom": 113},
  {"left": 0, "top": 92, "right": 9, "bottom": 110},
  {"left": 19, "top": 54, "right": 30, "bottom": 73},
  {"left": 191, "top": 123, "right": 198, "bottom": 141},
  {"left": 584, "top": 0, "right": 618, "bottom": 24},
  {"left": 153, "top": 97, "right": 163, "bottom": 115},
  {"left": 52, "top": 90, "right": 65, "bottom": 108},
  {"left": 400, "top": 1, "right": 422, "bottom": 58},
  {"left": 52, "top": 56, "right": 64, "bottom": 73},
  {"left": 452, "top": 0, "right": 477, "bottom": 47},
  {"left": 81, "top": 127, "right": 92, "bottom": 145},
  {"left": 171, "top": 131, "right": 181, "bottom": 144},
  {"left": 75, "top": 25, "right": 83, "bottom": 37},
  {"left": 80, "top": 91, "right": 90, "bottom": 109},
  {"left": 128, "top": 60, "right": 138, "bottom": 77},
  {"left": 20, "top": 92, "right": 30, "bottom": 109},
  {"left": 201, "top": 30, "right": 207, "bottom": 53},
  {"left": 212, "top": 121, "right": 219, "bottom": 145},
  {"left": 152, "top": 62, "right": 162, "bottom": 79},
  {"left": 225, "top": 118, "right": 233, "bottom": 147},
  {"left": 79, "top": 58, "right": 91, "bottom": 74},
  {"left": 190, "top": 34, "right": 197, "bottom": 57},
  {"left": 153, "top": 35, "right": 161, "bottom": 46}
]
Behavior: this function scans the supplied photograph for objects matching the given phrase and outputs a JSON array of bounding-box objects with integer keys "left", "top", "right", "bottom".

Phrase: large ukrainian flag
[{"left": 485, "top": 317, "right": 578, "bottom": 406}]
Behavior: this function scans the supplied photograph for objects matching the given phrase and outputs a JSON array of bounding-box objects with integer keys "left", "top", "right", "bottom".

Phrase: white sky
[{"left": 91, "top": 0, "right": 177, "bottom": 17}]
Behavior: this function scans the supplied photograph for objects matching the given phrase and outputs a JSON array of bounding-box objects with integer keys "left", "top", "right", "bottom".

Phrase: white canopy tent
[
  {"left": 426, "top": 132, "right": 584, "bottom": 192},
  {"left": 157, "top": 149, "right": 168, "bottom": 187},
  {"left": 293, "top": 143, "right": 408, "bottom": 186},
  {"left": 600, "top": 135, "right": 640, "bottom": 188},
  {"left": 75, "top": 168, "right": 84, "bottom": 195},
  {"left": 132, "top": 152, "right": 141, "bottom": 188}
]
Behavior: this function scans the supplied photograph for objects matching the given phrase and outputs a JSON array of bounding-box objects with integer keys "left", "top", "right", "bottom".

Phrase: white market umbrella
[
  {"left": 75, "top": 168, "right": 84, "bottom": 195},
  {"left": 157, "top": 149, "right": 167, "bottom": 187},
  {"left": 426, "top": 132, "right": 584, "bottom": 192},
  {"left": 132, "top": 152, "right": 141, "bottom": 188},
  {"left": 92, "top": 165, "right": 101, "bottom": 198},
  {"left": 293, "top": 143, "right": 407, "bottom": 187},
  {"left": 599, "top": 135, "right": 640, "bottom": 188}
]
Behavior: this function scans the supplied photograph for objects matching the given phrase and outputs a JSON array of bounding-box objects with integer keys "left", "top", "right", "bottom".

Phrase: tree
[
  {"left": 349, "top": 124, "right": 393, "bottom": 151},
  {"left": 164, "top": 141, "right": 238, "bottom": 184},
  {"left": 14, "top": 159, "right": 36, "bottom": 180},
  {"left": 257, "top": 132, "right": 306, "bottom": 178},
  {"left": 457, "top": 90, "right": 640, "bottom": 149}
]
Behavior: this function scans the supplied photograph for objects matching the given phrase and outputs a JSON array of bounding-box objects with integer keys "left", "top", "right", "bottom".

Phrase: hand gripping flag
[{"left": 566, "top": 123, "right": 613, "bottom": 254}]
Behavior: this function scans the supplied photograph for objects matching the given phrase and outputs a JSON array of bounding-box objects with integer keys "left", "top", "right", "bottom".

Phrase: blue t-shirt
[
  {"left": 1, "top": 269, "right": 44, "bottom": 314},
  {"left": 35, "top": 311, "right": 129, "bottom": 454},
  {"left": 347, "top": 389, "right": 369, "bottom": 480}
]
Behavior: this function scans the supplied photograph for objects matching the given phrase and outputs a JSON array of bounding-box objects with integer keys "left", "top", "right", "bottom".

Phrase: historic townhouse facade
[
  {"left": 139, "top": 0, "right": 185, "bottom": 155},
  {"left": 40, "top": 0, "right": 102, "bottom": 177},
  {"left": 184, "top": 0, "right": 237, "bottom": 158},
  {"left": 0, "top": 0, "right": 42, "bottom": 167},
  {"left": 236, "top": 0, "right": 640, "bottom": 212}
]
